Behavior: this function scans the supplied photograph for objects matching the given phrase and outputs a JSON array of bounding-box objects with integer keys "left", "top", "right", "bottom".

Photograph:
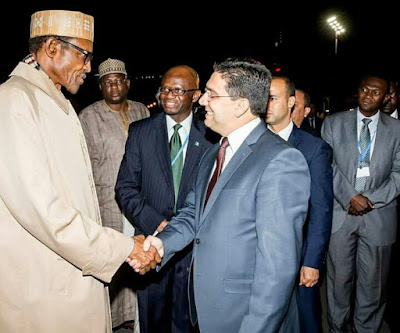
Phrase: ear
[
  {"left": 155, "top": 91, "right": 161, "bottom": 105},
  {"left": 383, "top": 93, "right": 391, "bottom": 104},
  {"left": 304, "top": 106, "right": 311, "bottom": 117},
  {"left": 234, "top": 98, "right": 250, "bottom": 118},
  {"left": 192, "top": 89, "right": 201, "bottom": 103},
  {"left": 125, "top": 78, "right": 131, "bottom": 90},
  {"left": 44, "top": 37, "right": 59, "bottom": 59},
  {"left": 288, "top": 96, "right": 296, "bottom": 109}
]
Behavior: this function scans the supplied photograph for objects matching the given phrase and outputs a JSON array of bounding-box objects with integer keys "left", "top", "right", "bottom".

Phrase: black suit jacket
[
  {"left": 301, "top": 116, "right": 323, "bottom": 137},
  {"left": 115, "top": 112, "right": 216, "bottom": 236}
]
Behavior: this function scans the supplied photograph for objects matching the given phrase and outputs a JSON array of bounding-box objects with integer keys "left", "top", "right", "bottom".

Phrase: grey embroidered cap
[{"left": 98, "top": 58, "right": 127, "bottom": 79}]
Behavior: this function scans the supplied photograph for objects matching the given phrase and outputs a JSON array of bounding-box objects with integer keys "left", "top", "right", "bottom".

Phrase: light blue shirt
[{"left": 357, "top": 108, "right": 379, "bottom": 156}]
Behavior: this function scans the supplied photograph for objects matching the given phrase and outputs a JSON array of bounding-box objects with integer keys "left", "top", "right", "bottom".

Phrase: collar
[
  {"left": 226, "top": 117, "right": 261, "bottom": 154},
  {"left": 10, "top": 57, "right": 71, "bottom": 114},
  {"left": 268, "top": 120, "right": 293, "bottom": 141},
  {"left": 166, "top": 112, "right": 193, "bottom": 134},
  {"left": 357, "top": 108, "right": 379, "bottom": 125},
  {"left": 23, "top": 54, "right": 40, "bottom": 70}
]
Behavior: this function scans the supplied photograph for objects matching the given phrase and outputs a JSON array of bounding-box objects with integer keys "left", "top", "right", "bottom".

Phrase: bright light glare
[{"left": 327, "top": 16, "right": 345, "bottom": 34}]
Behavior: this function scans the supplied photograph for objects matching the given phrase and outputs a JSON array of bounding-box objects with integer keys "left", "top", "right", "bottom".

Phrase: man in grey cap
[
  {"left": 0, "top": 10, "right": 159, "bottom": 333},
  {"left": 79, "top": 58, "right": 150, "bottom": 332}
]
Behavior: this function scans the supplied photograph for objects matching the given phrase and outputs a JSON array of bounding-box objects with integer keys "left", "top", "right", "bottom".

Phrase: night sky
[{"left": 2, "top": 3, "right": 398, "bottom": 112}]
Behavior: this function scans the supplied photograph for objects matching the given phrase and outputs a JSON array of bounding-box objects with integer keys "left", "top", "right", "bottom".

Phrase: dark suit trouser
[
  {"left": 137, "top": 244, "right": 198, "bottom": 333},
  {"left": 326, "top": 216, "right": 391, "bottom": 333},
  {"left": 296, "top": 283, "right": 323, "bottom": 333}
]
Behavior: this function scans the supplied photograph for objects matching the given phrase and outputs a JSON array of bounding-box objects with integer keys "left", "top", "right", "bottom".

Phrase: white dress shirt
[
  {"left": 267, "top": 120, "right": 294, "bottom": 142},
  {"left": 220, "top": 117, "right": 262, "bottom": 172},
  {"left": 167, "top": 112, "right": 193, "bottom": 163}
]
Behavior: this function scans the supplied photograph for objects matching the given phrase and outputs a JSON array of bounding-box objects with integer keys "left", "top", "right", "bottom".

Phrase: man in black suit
[
  {"left": 292, "top": 88, "right": 321, "bottom": 137},
  {"left": 266, "top": 76, "right": 333, "bottom": 333},
  {"left": 115, "top": 65, "right": 217, "bottom": 333},
  {"left": 304, "top": 103, "right": 324, "bottom": 136}
]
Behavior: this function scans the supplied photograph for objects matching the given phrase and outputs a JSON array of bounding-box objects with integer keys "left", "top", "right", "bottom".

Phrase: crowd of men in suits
[
  {"left": 125, "top": 69, "right": 400, "bottom": 333},
  {"left": 1, "top": 8, "right": 399, "bottom": 333}
]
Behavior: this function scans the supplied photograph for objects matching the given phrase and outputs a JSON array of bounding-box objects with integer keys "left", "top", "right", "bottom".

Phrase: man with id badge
[{"left": 321, "top": 73, "right": 400, "bottom": 333}]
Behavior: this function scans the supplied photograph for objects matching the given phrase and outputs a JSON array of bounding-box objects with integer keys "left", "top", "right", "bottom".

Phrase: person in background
[
  {"left": 138, "top": 57, "right": 311, "bottom": 333},
  {"left": 116, "top": 65, "right": 216, "bottom": 333},
  {"left": 79, "top": 58, "right": 150, "bottom": 332},
  {"left": 0, "top": 10, "right": 159, "bottom": 333},
  {"left": 291, "top": 88, "right": 311, "bottom": 126},
  {"left": 381, "top": 78, "right": 400, "bottom": 333},
  {"left": 266, "top": 75, "right": 333, "bottom": 333},
  {"left": 381, "top": 80, "right": 399, "bottom": 119},
  {"left": 321, "top": 72, "right": 400, "bottom": 333},
  {"left": 305, "top": 102, "right": 324, "bottom": 136},
  {"left": 292, "top": 88, "right": 319, "bottom": 137}
]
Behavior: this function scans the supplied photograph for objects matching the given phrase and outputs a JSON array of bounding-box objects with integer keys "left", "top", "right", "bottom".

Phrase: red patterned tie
[{"left": 204, "top": 137, "right": 229, "bottom": 207}]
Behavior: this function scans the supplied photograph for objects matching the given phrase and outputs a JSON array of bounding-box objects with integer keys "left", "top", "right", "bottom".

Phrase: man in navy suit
[
  {"left": 137, "top": 58, "right": 311, "bottom": 333},
  {"left": 266, "top": 75, "right": 333, "bottom": 333},
  {"left": 115, "top": 65, "right": 216, "bottom": 333}
]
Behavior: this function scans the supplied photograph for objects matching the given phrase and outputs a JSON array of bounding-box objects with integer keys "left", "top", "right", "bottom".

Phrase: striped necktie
[
  {"left": 355, "top": 118, "right": 372, "bottom": 192},
  {"left": 170, "top": 124, "right": 183, "bottom": 212}
]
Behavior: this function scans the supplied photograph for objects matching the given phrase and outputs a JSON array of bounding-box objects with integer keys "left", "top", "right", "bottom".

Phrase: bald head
[{"left": 162, "top": 65, "right": 199, "bottom": 89}]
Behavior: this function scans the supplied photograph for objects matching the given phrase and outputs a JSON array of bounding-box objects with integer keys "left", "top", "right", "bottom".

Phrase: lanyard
[
  {"left": 357, "top": 125, "right": 377, "bottom": 167},
  {"left": 171, "top": 133, "right": 190, "bottom": 166}
]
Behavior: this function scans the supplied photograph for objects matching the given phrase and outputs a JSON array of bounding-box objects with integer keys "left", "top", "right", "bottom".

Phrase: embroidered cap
[
  {"left": 98, "top": 58, "right": 127, "bottom": 79},
  {"left": 30, "top": 10, "right": 94, "bottom": 42}
]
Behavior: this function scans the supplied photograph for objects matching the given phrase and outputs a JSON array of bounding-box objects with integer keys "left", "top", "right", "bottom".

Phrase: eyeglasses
[
  {"left": 203, "top": 89, "right": 233, "bottom": 100},
  {"left": 56, "top": 38, "right": 93, "bottom": 65},
  {"left": 158, "top": 87, "right": 199, "bottom": 96},
  {"left": 101, "top": 78, "right": 127, "bottom": 88}
]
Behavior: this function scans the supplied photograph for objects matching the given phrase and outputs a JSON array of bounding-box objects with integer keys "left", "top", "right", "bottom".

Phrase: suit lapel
[
  {"left": 181, "top": 118, "right": 207, "bottom": 188},
  {"left": 344, "top": 111, "right": 359, "bottom": 178},
  {"left": 153, "top": 113, "right": 173, "bottom": 186},
  {"left": 370, "top": 113, "right": 389, "bottom": 171},
  {"left": 288, "top": 125, "right": 300, "bottom": 148},
  {"left": 201, "top": 122, "right": 266, "bottom": 222},
  {"left": 197, "top": 144, "right": 219, "bottom": 213}
]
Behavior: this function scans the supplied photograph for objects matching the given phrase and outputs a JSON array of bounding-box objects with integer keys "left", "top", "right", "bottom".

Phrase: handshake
[{"left": 125, "top": 235, "right": 164, "bottom": 275}]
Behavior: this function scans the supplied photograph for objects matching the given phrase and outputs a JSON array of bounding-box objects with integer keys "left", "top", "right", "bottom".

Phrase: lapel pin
[{"left": 195, "top": 141, "right": 200, "bottom": 146}]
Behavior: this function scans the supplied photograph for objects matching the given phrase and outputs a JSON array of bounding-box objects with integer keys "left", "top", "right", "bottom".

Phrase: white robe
[{"left": 0, "top": 61, "right": 133, "bottom": 333}]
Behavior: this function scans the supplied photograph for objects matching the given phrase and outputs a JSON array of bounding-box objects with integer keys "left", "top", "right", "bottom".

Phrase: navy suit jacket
[
  {"left": 115, "top": 112, "right": 215, "bottom": 236},
  {"left": 288, "top": 125, "right": 333, "bottom": 269}
]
